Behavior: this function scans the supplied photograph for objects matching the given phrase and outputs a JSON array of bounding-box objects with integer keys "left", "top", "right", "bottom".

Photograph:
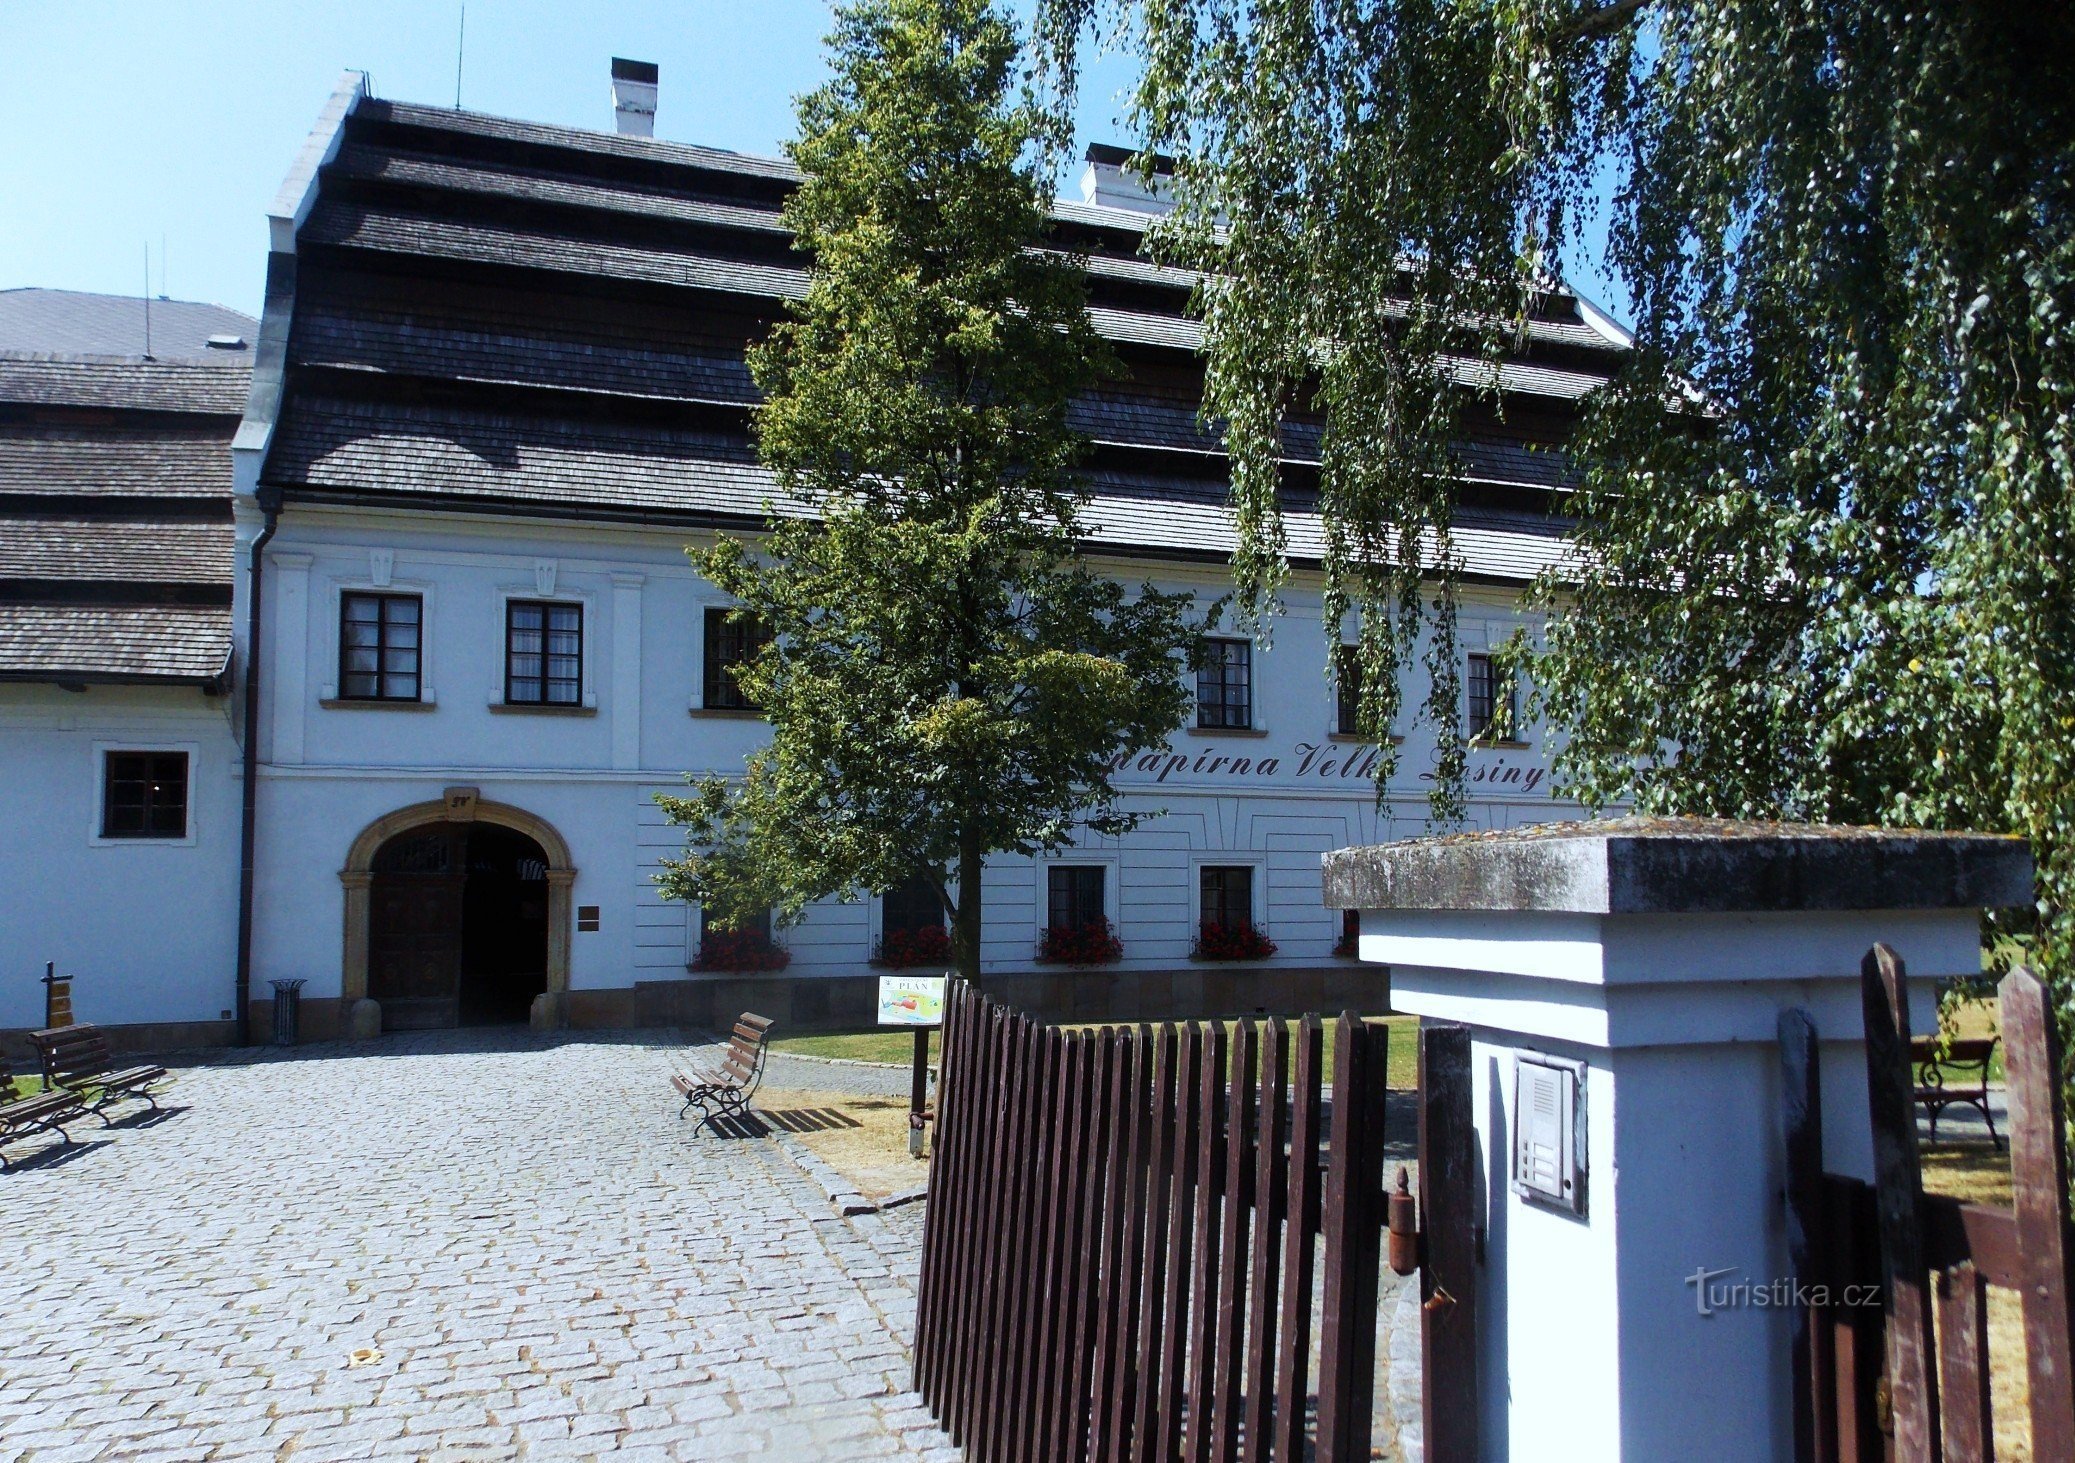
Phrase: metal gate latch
[{"left": 1387, "top": 1164, "right": 1420, "bottom": 1276}]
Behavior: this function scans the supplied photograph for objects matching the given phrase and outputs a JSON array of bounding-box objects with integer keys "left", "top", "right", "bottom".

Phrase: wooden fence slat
[
  {"left": 912, "top": 981, "right": 962, "bottom": 1403},
  {"left": 1088, "top": 1031, "right": 1136, "bottom": 1460},
  {"left": 1242, "top": 1018, "right": 1288, "bottom": 1463},
  {"left": 1346, "top": 1019, "right": 1391, "bottom": 1449},
  {"left": 1778, "top": 1007, "right": 1833, "bottom": 1463},
  {"left": 1014, "top": 1019, "right": 1061, "bottom": 1463},
  {"left": 1069, "top": 1031, "right": 1120, "bottom": 1462},
  {"left": 1825, "top": 1178, "right": 1886, "bottom": 1462},
  {"left": 1316, "top": 1013, "right": 1362, "bottom": 1459},
  {"left": 972, "top": 1005, "right": 1026, "bottom": 1450},
  {"left": 1046, "top": 1031, "right": 1099, "bottom": 1463},
  {"left": 1999, "top": 964, "right": 2075, "bottom": 1460},
  {"left": 1008, "top": 1025, "right": 1065, "bottom": 1463},
  {"left": 1027, "top": 1026, "right": 1078, "bottom": 1463},
  {"left": 1935, "top": 1262, "right": 1992, "bottom": 1462},
  {"left": 1861, "top": 942, "right": 1941, "bottom": 1462},
  {"left": 1132, "top": 1024, "right": 1183, "bottom": 1458},
  {"left": 1184, "top": 1022, "right": 1228, "bottom": 1463},
  {"left": 1155, "top": 1024, "right": 1204, "bottom": 1459},
  {"left": 1418, "top": 1019, "right": 1478, "bottom": 1463},
  {"left": 1104, "top": 1028, "right": 1156, "bottom": 1463},
  {"left": 1209, "top": 1018, "right": 1258, "bottom": 1463},
  {"left": 936, "top": 996, "right": 986, "bottom": 1437},
  {"left": 972, "top": 1010, "right": 1024, "bottom": 1457},
  {"left": 950, "top": 1000, "right": 1005, "bottom": 1442},
  {"left": 1272, "top": 1014, "right": 1324, "bottom": 1462}
]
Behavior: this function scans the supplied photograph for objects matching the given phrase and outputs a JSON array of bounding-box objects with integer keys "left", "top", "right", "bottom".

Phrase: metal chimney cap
[{"left": 611, "top": 57, "right": 658, "bottom": 84}]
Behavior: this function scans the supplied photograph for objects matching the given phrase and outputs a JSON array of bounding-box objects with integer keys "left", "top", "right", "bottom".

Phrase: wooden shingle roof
[{"left": 259, "top": 91, "right": 1625, "bottom": 580}]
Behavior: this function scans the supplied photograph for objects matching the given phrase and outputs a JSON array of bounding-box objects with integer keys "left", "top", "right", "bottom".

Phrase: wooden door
[{"left": 369, "top": 826, "right": 466, "bottom": 1030}]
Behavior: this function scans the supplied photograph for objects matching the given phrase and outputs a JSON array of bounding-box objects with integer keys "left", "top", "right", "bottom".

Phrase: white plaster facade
[
  {"left": 231, "top": 498, "right": 1570, "bottom": 1030},
  {"left": 0, "top": 685, "right": 241, "bottom": 1032}
]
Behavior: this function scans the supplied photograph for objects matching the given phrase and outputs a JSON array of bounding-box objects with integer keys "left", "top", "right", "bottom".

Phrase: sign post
[{"left": 877, "top": 973, "right": 947, "bottom": 1158}]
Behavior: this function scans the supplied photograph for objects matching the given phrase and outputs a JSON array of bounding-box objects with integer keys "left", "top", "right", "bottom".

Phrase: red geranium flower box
[
  {"left": 875, "top": 924, "right": 952, "bottom": 969},
  {"left": 1035, "top": 918, "right": 1124, "bottom": 967},
  {"left": 693, "top": 928, "right": 792, "bottom": 972},
  {"left": 1191, "top": 920, "right": 1278, "bottom": 962}
]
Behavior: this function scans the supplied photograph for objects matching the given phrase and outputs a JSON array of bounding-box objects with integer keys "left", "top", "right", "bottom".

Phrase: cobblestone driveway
[{"left": 0, "top": 1029, "right": 954, "bottom": 1462}]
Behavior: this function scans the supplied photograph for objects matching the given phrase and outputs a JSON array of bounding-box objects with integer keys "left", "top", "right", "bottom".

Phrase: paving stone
[{"left": 0, "top": 1027, "right": 953, "bottom": 1459}]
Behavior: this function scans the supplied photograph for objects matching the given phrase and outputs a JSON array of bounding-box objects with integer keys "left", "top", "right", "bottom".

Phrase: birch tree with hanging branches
[{"left": 1036, "top": 2, "right": 2075, "bottom": 1034}]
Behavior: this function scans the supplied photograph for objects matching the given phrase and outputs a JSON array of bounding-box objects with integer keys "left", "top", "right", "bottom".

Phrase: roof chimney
[
  {"left": 1078, "top": 144, "right": 1178, "bottom": 216},
  {"left": 610, "top": 58, "right": 658, "bottom": 138}
]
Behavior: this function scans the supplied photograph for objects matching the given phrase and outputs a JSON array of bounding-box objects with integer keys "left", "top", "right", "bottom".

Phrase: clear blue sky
[{"left": 0, "top": 2, "right": 1627, "bottom": 325}]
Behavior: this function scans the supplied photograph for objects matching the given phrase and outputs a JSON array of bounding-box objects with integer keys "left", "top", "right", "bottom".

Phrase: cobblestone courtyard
[{"left": 0, "top": 1030, "right": 954, "bottom": 1462}]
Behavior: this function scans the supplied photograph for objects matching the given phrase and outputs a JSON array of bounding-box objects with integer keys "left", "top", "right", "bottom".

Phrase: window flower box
[
  {"left": 1191, "top": 920, "right": 1278, "bottom": 962},
  {"left": 693, "top": 928, "right": 792, "bottom": 972},
  {"left": 874, "top": 924, "right": 952, "bottom": 969},
  {"left": 1036, "top": 918, "right": 1124, "bottom": 967}
]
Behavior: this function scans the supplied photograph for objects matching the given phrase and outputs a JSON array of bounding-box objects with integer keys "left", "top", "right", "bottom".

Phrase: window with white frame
[
  {"left": 1198, "top": 864, "right": 1254, "bottom": 931},
  {"left": 1197, "top": 637, "right": 1252, "bottom": 729},
  {"left": 1467, "top": 652, "right": 1518, "bottom": 742},
  {"left": 505, "top": 600, "right": 583, "bottom": 706},
  {"left": 339, "top": 591, "right": 423, "bottom": 701},
  {"left": 702, "top": 605, "right": 768, "bottom": 711}
]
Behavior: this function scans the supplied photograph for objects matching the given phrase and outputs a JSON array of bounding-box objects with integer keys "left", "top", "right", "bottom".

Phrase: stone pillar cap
[{"left": 1323, "top": 816, "right": 2032, "bottom": 915}]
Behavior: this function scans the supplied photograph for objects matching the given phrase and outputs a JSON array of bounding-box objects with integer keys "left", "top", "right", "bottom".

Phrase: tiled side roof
[
  {"left": 0, "top": 290, "right": 257, "bottom": 363},
  {"left": 0, "top": 356, "right": 239, "bottom": 683},
  {"left": 0, "top": 355, "right": 251, "bottom": 415},
  {"left": 0, "top": 519, "right": 233, "bottom": 583},
  {"left": 0, "top": 427, "right": 236, "bottom": 498},
  {"left": 0, "top": 604, "right": 232, "bottom": 682}
]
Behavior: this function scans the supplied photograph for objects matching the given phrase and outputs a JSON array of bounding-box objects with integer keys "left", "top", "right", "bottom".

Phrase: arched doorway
[
  {"left": 367, "top": 823, "right": 550, "bottom": 1028},
  {"left": 340, "top": 791, "right": 575, "bottom": 1034}
]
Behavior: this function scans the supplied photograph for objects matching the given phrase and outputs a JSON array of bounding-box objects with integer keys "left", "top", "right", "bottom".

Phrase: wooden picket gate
[
  {"left": 1780, "top": 949, "right": 2075, "bottom": 1462},
  {"left": 912, "top": 983, "right": 1397, "bottom": 1461}
]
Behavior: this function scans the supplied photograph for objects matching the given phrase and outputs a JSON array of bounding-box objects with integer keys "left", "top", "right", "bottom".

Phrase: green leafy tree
[
  {"left": 1038, "top": 5, "right": 2075, "bottom": 1023},
  {"left": 657, "top": 0, "right": 1205, "bottom": 982}
]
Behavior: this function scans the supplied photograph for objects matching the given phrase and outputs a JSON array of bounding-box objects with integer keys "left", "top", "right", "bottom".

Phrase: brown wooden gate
[
  {"left": 912, "top": 984, "right": 1398, "bottom": 1461},
  {"left": 1781, "top": 949, "right": 2075, "bottom": 1461}
]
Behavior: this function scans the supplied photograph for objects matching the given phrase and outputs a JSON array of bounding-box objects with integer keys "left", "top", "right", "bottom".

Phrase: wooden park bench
[
  {"left": 30, "top": 1025, "right": 169, "bottom": 1125},
  {"left": 1, "top": 1052, "right": 85, "bottom": 1170},
  {"left": 672, "top": 1013, "right": 774, "bottom": 1129},
  {"left": 1911, "top": 1033, "right": 2002, "bottom": 1148}
]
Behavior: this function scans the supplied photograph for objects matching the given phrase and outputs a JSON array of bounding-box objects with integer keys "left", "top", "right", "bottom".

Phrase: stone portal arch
[{"left": 339, "top": 787, "right": 575, "bottom": 1035}]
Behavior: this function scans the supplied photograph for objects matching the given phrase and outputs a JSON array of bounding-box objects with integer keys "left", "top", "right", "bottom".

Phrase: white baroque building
[{"left": 1, "top": 72, "right": 1629, "bottom": 1045}]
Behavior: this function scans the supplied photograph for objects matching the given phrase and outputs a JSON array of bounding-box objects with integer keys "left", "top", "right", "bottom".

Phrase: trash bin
[{"left": 270, "top": 979, "right": 307, "bottom": 1047}]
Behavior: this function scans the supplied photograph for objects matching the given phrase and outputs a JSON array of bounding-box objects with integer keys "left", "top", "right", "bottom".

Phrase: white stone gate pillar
[{"left": 1323, "top": 818, "right": 2031, "bottom": 1462}]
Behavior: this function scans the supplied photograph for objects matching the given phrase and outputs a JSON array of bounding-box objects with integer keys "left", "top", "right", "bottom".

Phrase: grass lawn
[
  {"left": 772, "top": 1029, "right": 942, "bottom": 1065},
  {"left": 755, "top": 1087, "right": 929, "bottom": 1201},
  {"left": 773, "top": 1014, "right": 1420, "bottom": 1089}
]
